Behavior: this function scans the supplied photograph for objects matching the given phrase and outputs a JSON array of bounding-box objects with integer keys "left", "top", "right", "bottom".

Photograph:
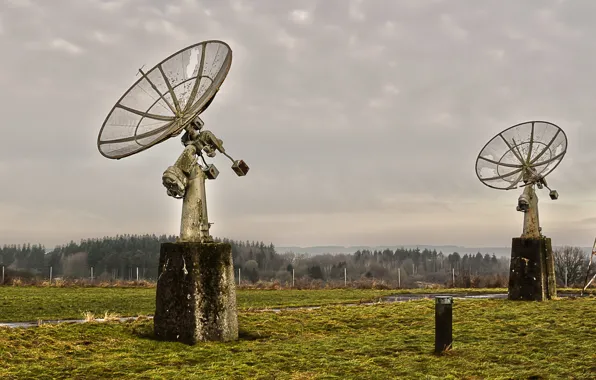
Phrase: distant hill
[
  {"left": 277, "top": 245, "right": 510, "bottom": 257},
  {"left": 277, "top": 244, "right": 594, "bottom": 257}
]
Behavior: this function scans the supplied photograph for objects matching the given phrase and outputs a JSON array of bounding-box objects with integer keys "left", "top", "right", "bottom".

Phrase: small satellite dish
[
  {"left": 97, "top": 40, "right": 232, "bottom": 160},
  {"left": 97, "top": 40, "right": 249, "bottom": 243},
  {"left": 475, "top": 121, "right": 568, "bottom": 238}
]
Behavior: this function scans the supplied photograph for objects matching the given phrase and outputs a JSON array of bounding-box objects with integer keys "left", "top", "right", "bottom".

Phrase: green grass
[
  {"left": 0, "top": 287, "right": 508, "bottom": 323},
  {"left": 0, "top": 298, "right": 594, "bottom": 379}
]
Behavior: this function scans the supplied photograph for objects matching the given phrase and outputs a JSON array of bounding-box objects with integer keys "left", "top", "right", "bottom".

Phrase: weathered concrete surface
[
  {"left": 154, "top": 242, "right": 238, "bottom": 344},
  {"left": 545, "top": 242, "right": 557, "bottom": 299},
  {"left": 508, "top": 237, "right": 556, "bottom": 301}
]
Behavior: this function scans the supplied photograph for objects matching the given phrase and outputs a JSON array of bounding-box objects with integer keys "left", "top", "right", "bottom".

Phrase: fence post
[
  {"left": 452, "top": 268, "right": 455, "bottom": 287},
  {"left": 398, "top": 268, "right": 401, "bottom": 288},
  {"left": 49, "top": 266, "right": 53, "bottom": 284},
  {"left": 91, "top": 267, "right": 94, "bottom": 281},
  {"left": 238, "top": 268, "right": 241, "bottom": 285},
  {"left": 564, "top": 267, "right": 568, "bottom": 288},
  {"left": 435, "top": 296, "right": 453, "bottom": 354},
  {"left": 344, "top": 267, "right": 347, "bottom": 287},
  {"left": 292, "top": 269, "right": 295, "bottom": 287},
  {"left": 1, "top": 265, "right": 4, "bottom": 284}
]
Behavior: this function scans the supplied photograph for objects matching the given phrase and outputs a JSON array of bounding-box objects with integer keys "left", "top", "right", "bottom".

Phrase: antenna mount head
[
  {"left": 517, "top": 193, "right": 530, "bottom": 212},
  {"left": 162, "top": 166, "right": 187, "bottom": 198},
  {"left": 190, "top": 116, "right": 204, "bottom": 131}
]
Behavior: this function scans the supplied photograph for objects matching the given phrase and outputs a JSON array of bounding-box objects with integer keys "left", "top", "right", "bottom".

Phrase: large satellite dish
[
  {"left": 97, "top": 40, "right": 232, "bottom": 160},
  {"left": 97, "top": 40, "right": 248, "bottom": 243},
  {"left": 475, "top": 121, "right": 567, "bottom": 238}
]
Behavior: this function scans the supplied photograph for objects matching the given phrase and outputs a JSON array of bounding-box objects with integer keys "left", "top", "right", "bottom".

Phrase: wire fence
[{"left": 0, "top": 265, "right": 518, "bottom": 290}]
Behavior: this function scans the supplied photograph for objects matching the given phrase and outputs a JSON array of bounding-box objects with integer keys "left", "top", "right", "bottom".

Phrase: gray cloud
[{"left": 1, "top": 0, "right": 596, "bottom": 248}]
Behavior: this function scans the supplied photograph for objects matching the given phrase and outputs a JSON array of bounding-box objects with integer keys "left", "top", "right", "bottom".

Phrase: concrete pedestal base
[
  {"left": 154, "top": 242, "right": 238, "bottom": 344},
  {"left": 508, "top": 237, "right": 557, "bottom": 301}
]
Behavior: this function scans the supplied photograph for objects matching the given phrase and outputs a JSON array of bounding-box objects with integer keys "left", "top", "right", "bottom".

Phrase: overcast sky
[{"left": 2, "top": 0, "right": 596, "bottom": 249}]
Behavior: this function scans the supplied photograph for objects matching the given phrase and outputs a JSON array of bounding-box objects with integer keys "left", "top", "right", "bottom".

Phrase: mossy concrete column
[
  {"left": 508, "top": 237, "right": 556, "bottom": 301},
  {"left": 154, "top": 242, "right": 238, "bottom": 344}
]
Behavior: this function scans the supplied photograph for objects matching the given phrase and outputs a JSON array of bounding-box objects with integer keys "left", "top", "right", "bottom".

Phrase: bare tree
[{"left": 554, "top": 246, "right": 588, "bottom": 287}]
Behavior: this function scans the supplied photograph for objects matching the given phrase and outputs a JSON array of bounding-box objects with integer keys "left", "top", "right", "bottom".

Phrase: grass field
[
  {"left": 0, "top": 287, "right": 509, "bottom": 323},
  {"left": 1, "top": 287, "right": 594, "bottom": 379},
  {"left": 1, "top": 296, "right": 594, "bottom": 379}
]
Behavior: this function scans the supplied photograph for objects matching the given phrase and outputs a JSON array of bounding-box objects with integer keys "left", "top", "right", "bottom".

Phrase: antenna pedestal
[
  {"left": 154, "top": 241, "right": 238, "bottom": 344},
  {"left": 156, "top": 123, "right": 248, "bottom": 344},
  {"left": 508, "top": 237, "right": 556, "bottom": 301}
]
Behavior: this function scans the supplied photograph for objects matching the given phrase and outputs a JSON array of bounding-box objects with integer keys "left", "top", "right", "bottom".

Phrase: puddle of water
[{"left": 0, "top": 316, "right": 149, "bottom": 329}]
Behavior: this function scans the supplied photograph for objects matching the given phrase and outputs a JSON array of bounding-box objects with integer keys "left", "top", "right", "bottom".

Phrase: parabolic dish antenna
[
  {"left": 475, "top": 121, "right": 568, "bottom": 238},
  {"left": 97, "top": 40, "right": 248, "bottom": 243},
  {"left": 476, "top": 121, "right": 567, "bottom": 190},
  {"left": 97, "top": 40, "right": 232, "bottom": 160}
]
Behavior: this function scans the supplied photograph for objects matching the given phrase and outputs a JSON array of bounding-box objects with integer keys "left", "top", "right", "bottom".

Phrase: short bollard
[{"left": 435, "top": 296, "right": 453, "bottom": 354}]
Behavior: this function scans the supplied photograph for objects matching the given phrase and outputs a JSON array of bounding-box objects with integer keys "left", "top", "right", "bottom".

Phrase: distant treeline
[
  {"left": 0, "top": 234, "right": 513, "bottom": 287},
  {"left": 0, "top": 243, "right": 46, "bottom": 273}
]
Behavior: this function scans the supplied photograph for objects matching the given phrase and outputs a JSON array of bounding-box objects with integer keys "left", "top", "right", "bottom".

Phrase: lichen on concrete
[{"left": 154, "top": 242, "right": 238, "bottom": 345}]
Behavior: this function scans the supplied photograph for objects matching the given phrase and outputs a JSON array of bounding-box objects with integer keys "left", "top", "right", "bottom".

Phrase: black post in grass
[{"left": 434, "top": 296, "right": 453, "bottom": 354}]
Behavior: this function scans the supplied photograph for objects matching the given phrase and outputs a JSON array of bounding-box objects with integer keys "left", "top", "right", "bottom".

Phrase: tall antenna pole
[
  {"left": 180, "top": 165, "right": 211, "bottom": 242},
  {"left": 518, "top": 184, "right": 541, "bottom": 238}
]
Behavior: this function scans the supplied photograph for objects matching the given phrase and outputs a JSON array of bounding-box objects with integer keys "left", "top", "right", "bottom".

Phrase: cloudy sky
[{"left": 1, "top": 0, "right": 596, "bottom": 249}]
